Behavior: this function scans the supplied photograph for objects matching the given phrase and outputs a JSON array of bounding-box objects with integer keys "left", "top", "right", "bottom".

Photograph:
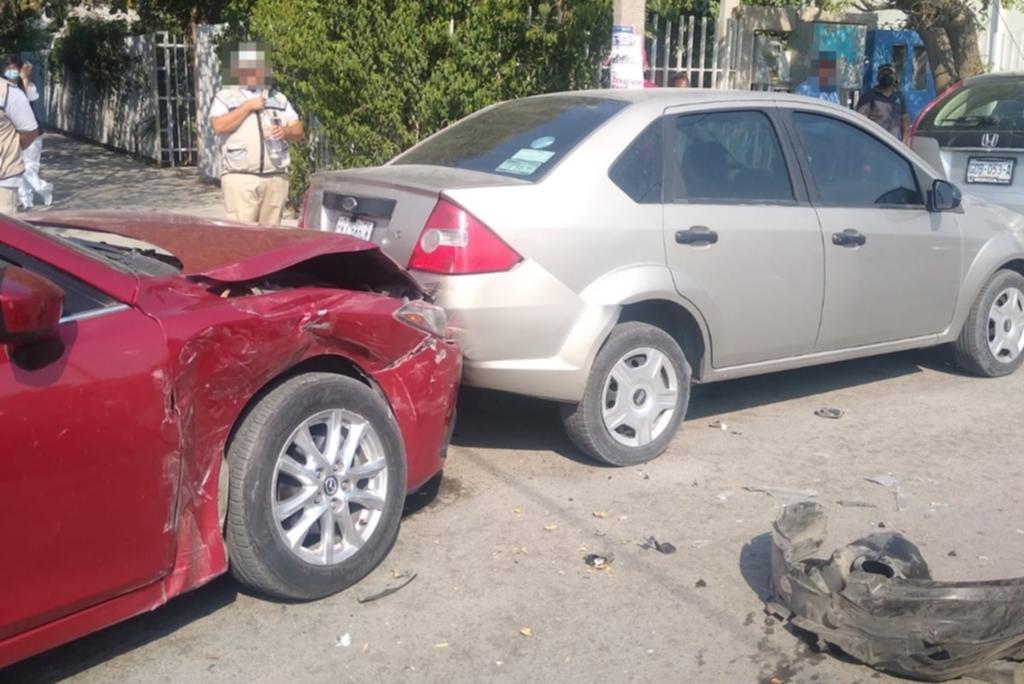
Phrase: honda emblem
[{"left": 982, "top": 133, "right": 1000, "bottom": 148}]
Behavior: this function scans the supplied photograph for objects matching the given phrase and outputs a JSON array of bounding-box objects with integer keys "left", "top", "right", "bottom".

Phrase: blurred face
[
  {"left": 229, "top": 42, "right": 271, "bottom": 88},
  {"left": 3, "top": 62, "right": 18, "bottom": 81}
]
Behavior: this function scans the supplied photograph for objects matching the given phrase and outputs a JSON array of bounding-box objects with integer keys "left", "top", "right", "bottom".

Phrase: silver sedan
[{"left": 303, "top": 89, "right": 1024, "bottom": 466}]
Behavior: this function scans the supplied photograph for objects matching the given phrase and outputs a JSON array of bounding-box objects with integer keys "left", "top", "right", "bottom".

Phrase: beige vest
[
  {"left": 214, "top": 87, "right": 290, "bottom": 177},
  {"left": 0, "top": 82, "right": 25, "bottom": 181}
]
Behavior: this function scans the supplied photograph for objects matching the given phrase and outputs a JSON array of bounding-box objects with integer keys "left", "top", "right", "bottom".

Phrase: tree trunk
[
  {"left": 900, "top": 0, "right": 985, "bottom": 94},
  {"left": 919, "top": 27, "right": 959, "bottom": 93}
]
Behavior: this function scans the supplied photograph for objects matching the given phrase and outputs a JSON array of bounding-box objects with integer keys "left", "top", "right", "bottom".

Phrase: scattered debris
[
  {"left": 434, "top": 642, "right": 449, "bottom": 649},
  {"left": 695, "top": 578, "right": 707, "bottom": 588},
  {"left": 519, "top": 627, "right": 532, "bottom": 637},
  {"left": 1017, "top": 529, "right": 1024, "bottom": 535},
  {"left": 716, "top": 491, "right": 732, "bottom": 501},
  {"left": 690, "top": 539, "right": 711, "bottom": 548},
  {"left": 866, "top": 474, "right": 898, "bottom": 487},
  {"left": 640, "top": 536, "right": 677, "bottom": 554},
  {"left": 543, "top": 523, "right": 558, "bottom": 532},
  {"left": 814, "top": 407, "right": 844, "bottom": 419},
  {"left": 836, "top": 500, "right": 877, "bottom": 508},
  {"left": 511, "top": 507, "right": 522, "bottom": 515},
  {"left": 592, "top": 511, "right": 608, "bottom": 519},
  {"left": 947, "top": 550, "right": 958, "bottom": 557},
  {"left": 357, "top": 571, "right": 417, "bottom": 603},
  {"left": 865, "top": 474, "right": 905, "bottom": 512},
  {"left": 744, "top": 485, "right": 818, "bottom": 501},
  {"left": 336, "top": 633, "right": 352, "bottom": 648},
  {"left": 767, "top": 502, "right": 1024, "bottom": 683},
  {"left": 708, "top": 419, "right": 728, "bottom": 431},
  {"left": 583, "top": 553, "right": 614, "bottom": 569}
]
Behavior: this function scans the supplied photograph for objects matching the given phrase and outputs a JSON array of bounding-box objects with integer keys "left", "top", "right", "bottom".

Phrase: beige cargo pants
[
  {"left": 0, "top": 185, "right": 18, "bottom": 215},
  {"left": 221, "top": 173, "right": 289, "bottom": 225}
]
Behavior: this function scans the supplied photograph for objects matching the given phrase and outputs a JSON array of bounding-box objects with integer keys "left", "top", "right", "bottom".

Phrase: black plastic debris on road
[
  {"left": 765, "top": 501, "right": 1024, "bottom": 683},
  {"left": 640, "top": 536, "right": 677, "bottom": 554},
  {"left": 814, "top": 407, "right": 844, "bottom": 419},
  {"left": 584, "top": 553, "right": 614, "bottom": 568}
]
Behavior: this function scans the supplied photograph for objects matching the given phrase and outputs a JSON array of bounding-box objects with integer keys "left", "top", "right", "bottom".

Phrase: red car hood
[{"left": 26, "top": 210, "right": 397, "bottom": 283}]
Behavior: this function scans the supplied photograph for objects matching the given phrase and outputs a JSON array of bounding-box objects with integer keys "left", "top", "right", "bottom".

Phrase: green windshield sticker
[{"left": 496, "top": 148, "right": 556, "bottom": 175}]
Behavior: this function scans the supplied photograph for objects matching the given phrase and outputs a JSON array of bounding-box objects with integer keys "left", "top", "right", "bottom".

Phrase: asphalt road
[{"left": 7, "top": 347, "right": 1023, "bottom": 683}]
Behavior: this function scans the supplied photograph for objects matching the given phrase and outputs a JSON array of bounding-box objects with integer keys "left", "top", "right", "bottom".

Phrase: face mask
[
  {"left": 4, "top": 69, "right": 19, "bottom": 81},
  {"left": 879, "top": 73, "right": 895, "bottom": 88}
]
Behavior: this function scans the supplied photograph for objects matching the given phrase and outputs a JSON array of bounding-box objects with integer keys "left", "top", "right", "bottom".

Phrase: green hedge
[{"left": 231, "top": 0, "right": 613, "bottom": 199}]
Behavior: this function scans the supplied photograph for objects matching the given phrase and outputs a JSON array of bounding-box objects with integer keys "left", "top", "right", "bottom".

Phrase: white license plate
[
  {"left": 334, "top": 215, "right": 375, "bottom": 240},
  {"left": 966, "top": 157, "right": 1015, "bottom": 185}
]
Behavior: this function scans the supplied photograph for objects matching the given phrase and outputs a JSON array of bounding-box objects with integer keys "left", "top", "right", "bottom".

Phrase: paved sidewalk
[{"left": 25, "top": 134, "right": 229, "bottom": 219}]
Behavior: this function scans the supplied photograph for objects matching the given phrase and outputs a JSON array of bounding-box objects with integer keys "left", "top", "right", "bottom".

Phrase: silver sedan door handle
[{"left": 675, "top": 226, "right": 719, "bottom": 246}]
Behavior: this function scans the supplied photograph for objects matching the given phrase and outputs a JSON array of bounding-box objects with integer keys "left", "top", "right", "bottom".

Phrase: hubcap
[
  {"left": 601, "top": 347, "right": 679, "bottom": 447},
  {"left": 987, "top": 287, "right": 1024, "bottom": 364},
  {"left": 271, "top": 409, "right": 388, "bottom": 566}
]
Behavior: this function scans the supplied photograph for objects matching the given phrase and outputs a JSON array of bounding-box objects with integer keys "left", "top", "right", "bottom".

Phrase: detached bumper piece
[{"left": 767, "top": 502, "right": 1024, "bottom": 683}]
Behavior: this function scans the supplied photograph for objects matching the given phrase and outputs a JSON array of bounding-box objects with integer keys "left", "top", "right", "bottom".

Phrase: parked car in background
[
  {"left": 302, "top": 89, "right": 1024, "bottom": 467},
  {"left": 0, "top": 212, "right": 459, "bottom": 668},
  {"left": 911, "top": 72, "right": 1024, "bottom": 213}
]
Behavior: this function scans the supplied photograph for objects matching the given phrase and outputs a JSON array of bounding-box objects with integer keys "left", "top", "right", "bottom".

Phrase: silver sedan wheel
[
  {"left": 602, "top": 347, "right": 679, "bottom": 447},
  {"left": 988, "top": 287, "right": 1024, "bottom": 363},
  {"left": 271, "top": 409, "right": 388, "bottom": 566}
]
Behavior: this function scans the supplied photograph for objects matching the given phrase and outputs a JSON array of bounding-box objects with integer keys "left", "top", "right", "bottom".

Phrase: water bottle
[{"left": 266, "top": 112, "right": 285, "bottom": 165}]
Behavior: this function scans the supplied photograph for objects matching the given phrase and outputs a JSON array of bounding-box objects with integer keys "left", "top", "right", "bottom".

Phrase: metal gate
[
  {"left": 646, "top": 13, "right": 729, "bottom": 88},
  {"left": 154, "top": 31, "right": 198, "bottom": 167}
]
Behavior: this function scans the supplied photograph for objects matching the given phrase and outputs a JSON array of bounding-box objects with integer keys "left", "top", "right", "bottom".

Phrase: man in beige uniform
[
  {"left": 209, "top": 44, "right": 303, "bottom": 225},
  {"left": 0, "top": 77, "right": 38, "bottom": 214}
]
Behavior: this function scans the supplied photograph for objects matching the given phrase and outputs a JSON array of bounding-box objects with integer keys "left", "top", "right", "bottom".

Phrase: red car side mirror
[{"left": 0, "top": 266, "right": 64, "bottom": 345}]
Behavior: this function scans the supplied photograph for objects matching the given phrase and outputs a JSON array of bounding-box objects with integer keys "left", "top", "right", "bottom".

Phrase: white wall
[{"left": 29, "top": 34, "right": 159, "bottom": 160}]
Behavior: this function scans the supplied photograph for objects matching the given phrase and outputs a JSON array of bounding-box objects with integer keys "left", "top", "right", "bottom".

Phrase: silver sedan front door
[{"left": 661, "top": 105, "right": 825, "bottom": 368}]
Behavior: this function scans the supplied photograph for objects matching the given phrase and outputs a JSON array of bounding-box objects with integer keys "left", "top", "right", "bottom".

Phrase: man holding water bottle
[{"left": 209, "top": 42, "right": 303, "bottom": 225}]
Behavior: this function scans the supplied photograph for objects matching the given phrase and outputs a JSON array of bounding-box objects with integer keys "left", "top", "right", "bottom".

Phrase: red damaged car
[{"left": 0, "top": 211, "right": 460, "bottom": 667}]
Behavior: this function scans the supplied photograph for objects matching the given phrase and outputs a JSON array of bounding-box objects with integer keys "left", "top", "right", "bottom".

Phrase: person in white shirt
[
  {"left": 4, "top": 55, "right": 51, "bottom": 208},
  {"left": 209, "top": 43, "right": 302, "bottom": 225},
  {"left": 0, "top": 70, "right": 38, "bottom": 215}
]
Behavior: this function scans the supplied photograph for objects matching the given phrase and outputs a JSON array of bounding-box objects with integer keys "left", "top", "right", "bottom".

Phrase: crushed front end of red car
[{"left": 0, "top": 213, "right": 460, "bottom": 668}]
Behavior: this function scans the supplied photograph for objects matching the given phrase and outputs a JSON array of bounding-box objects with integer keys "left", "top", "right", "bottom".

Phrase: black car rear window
[
  {"left": 918, "top": 80, "right": 1024, "bottom": 131},
  {"left": 392, "top": 96, "right": 627, "bottom": 181}
]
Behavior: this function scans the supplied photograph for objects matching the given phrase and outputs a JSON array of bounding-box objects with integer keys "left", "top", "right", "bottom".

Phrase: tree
[{"left": 853, "top": 0, "right": 996, "bottom": 92}]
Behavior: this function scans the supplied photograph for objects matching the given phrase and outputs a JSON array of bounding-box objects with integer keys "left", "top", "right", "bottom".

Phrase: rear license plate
[
  {"left": 966, "top": 157, "right": 1015, "bottom": 185},
  {"left": 334, "top": 215, "right": 375, "bottom": 240}
]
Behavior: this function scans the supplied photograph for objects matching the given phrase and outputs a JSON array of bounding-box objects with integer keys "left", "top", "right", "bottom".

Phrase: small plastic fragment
[
  {"left": 814, "top": 407, "right": 844, "bottom": 419},
  {"left": 865, "top": 474, "right": 898, "bottom": 488},
  {"left": 356, "top": 571, "right": 417, "bottom": 603},
  {"left": 336, "top": 633, "right": 352, "bottom": 648},
  {"left": 744, "top": 485, "right": 818, "bottom": 501},
  {"left": 948, "top": 550, "right": 958, "bottom": 557},
  {"left": 543, "top": 523, "right": 558, "bottom": 532},
  {"left": 592, "top": 511, "right": 608, "bottom": 519},
  {"left": 708, "top": 419, "right": 729, "bottom": 430},
  {"left": 434, "top": 642, "right": 449, "bottom": 649},
  {"left": 584, "top": 552, "right": 614, "bottom": 569},
  {"left": 695, "top": 578, "right": 707, "bottom": 588},
  {"left": 519, "top": 627, "right": 532, "bottom": 637},
  {"left": 640, "top": 536, "right": 677, "bottom": 554},
  {"left": 837, "top": 500, "right": 877, "bottom": 508}
]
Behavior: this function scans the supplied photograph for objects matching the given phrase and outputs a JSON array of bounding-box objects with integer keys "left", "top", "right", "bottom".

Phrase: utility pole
[
  {"left": 610, "top": 0, "right": 646, "bottom": 88},
  {"left": 613, "top": 0, "right": 645, "bottom": 32}
]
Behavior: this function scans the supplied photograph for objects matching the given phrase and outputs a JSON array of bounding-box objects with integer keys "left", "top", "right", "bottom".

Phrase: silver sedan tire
[
  {"left": 953, "top": 269, "right": 1024, "bottom": 378},
  {"left": 562, "top": 322, "right": 691, "bottom": 466}
]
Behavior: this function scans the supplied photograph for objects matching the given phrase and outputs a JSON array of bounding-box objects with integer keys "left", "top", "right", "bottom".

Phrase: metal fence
[
  {"left": 646, "top": 12, "right": 727, "bottom": 88},
  {"left": 154, "top": 31, "right": 198, "bottom": 167}
]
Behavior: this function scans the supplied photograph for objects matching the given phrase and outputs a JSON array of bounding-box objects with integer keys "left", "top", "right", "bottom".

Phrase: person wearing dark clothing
[{"left": 856, "top": 64, "right": 909, "bottom": 141}]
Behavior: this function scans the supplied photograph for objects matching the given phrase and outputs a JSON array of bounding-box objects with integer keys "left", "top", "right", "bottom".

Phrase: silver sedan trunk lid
[{"left": 306, "top": 165, "right": 527, "bottom": 266}]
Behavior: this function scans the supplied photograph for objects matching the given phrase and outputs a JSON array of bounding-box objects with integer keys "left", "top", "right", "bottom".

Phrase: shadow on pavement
[
  {"left": 452, "top": 349, "right": 941, "bottom": 457},
  {"left": 3, "top": 576, "right": 238, "bottom": 683},
  {"left": 739, "top": 532, "right": 774, "bottom": 602}
]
